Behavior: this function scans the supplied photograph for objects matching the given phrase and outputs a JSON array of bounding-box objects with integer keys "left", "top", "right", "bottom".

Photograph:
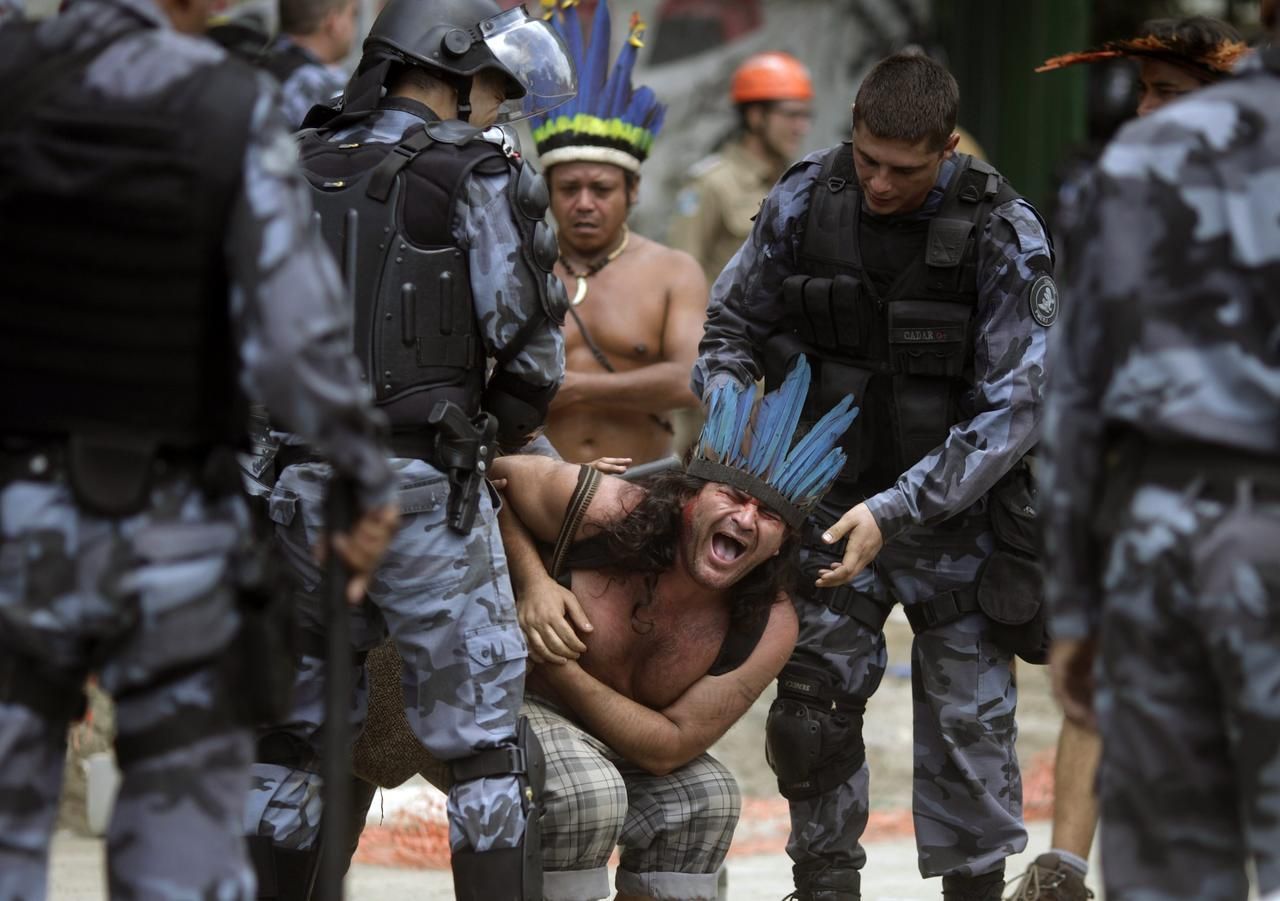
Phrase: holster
[{"left": 424, "top": 400, "right": 498, "bottom": 535}]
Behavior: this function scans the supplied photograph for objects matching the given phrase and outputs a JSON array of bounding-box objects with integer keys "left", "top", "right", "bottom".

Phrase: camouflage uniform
[
  {"left": 243, "top": 105, "right": 564, "bottom": 860},
  {"left": 1043, "top": 50, "right": 1280, "bottom": 900},
  {"left": 0, "top": 0, "right": 394, "bottom": 898},
  {"left": 261, "top": 36, "right": 345, "bottom": 129},
  {"left": 693, "top": 150, "right": 1052, "bottom": 889}
]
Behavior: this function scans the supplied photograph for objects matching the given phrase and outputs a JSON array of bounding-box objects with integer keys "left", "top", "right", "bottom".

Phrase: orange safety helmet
[{"left": 730, "top": 52, "right": 814, "bottom": 104}]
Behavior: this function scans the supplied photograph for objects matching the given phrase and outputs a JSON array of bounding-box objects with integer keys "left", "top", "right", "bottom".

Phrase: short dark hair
[
  {"left": 279, "top": 0, "right": 350, "bottom": 36},
  {"left": 852, "top": 52, "right": 959, "bottom": 152}
]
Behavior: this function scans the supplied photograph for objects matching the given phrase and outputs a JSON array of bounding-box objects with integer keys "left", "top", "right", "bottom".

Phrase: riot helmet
[{"left": 343, "top": 0, "right": 576, "bottom": 124}]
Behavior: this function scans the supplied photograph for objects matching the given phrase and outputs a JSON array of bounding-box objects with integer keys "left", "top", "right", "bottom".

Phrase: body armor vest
[
  {"left": 296, "top": 102, "right": 558, "bottom": 433},
  {"left": 0, "top": 23, "right": 258, "bottom": 450},
  {"left": 766, "top": 145, "right": 1021, "bottom": 499}
]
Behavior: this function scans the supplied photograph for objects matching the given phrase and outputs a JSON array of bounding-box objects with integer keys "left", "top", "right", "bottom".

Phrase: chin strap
[{"left": 455, "top": 76, "right": 473, "bottom": 123}]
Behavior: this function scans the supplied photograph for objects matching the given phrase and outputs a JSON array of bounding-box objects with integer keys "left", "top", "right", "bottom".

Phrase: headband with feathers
[
  {"left": 688, "top": 357, "right": 858, "bottom": 530},
  {"left": 531, "top": 0, "right": 666, "bottom": 173},
  {"left": 1037, "top": 33, "right": 1250, "bottom": 81}
]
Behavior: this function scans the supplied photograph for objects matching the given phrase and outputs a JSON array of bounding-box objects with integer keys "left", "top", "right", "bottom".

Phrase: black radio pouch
[{"left": 976, "top": 457, "right": 1049, "bottom": 664}]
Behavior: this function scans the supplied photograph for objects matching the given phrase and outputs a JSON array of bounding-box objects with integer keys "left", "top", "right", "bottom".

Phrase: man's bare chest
[
  {"left": 559, "top": 267, "right": 669, "bottom": 366},
  {"left": 572, "top": 571, "right": 729, "bottom": 708}
]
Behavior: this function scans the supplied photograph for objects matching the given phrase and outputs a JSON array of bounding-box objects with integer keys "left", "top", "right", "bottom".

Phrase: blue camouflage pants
[
  {"left": 782, "top": 498, "right": 1024, "bottom": 881},
  {"left": 1095, "top": 483, "right": 1280, "bottom": 900},
  {"left": 244, "top": 459, "right": 529, "bottom": 857},
  {"left": 0, "top": 478, "right": 255, "bottom": 901}
]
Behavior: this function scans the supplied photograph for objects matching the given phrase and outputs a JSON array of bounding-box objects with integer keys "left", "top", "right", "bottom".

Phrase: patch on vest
[{"left": 1029, "top": 275, "right": 1059, "bottom": 327}]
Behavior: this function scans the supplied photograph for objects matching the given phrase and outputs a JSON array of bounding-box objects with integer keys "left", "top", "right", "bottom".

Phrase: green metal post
[{"left": 933, "top": 0, "right": 1091, "bottom": 208}]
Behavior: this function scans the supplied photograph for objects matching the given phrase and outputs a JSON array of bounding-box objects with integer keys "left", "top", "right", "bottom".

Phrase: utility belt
[
  {"left": 276, "top": 400, "right": 497, "bottom": 536},
  {"left": 1099, "top": 435, "right": 1280, "bottom": 526},
  {"left": 0, "top": 435, "right": 240, "bottom": 517}
]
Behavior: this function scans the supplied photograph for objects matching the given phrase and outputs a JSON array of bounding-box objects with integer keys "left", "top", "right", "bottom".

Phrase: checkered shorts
[{"left": 525, "top": 695, "right": 740, "bottom": 901}]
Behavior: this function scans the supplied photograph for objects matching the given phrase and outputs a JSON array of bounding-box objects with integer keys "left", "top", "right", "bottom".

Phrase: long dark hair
[{"left": 594, "top": 470, "right": 800, "bottom": 631}]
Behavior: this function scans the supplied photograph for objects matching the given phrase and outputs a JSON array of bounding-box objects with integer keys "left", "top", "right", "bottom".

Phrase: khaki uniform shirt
[{"left": 669, "top": 141, "right": 779, "bottom": 284}]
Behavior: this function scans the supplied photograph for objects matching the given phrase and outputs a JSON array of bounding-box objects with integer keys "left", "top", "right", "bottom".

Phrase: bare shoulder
[
  {"left": 630, "top": 234, "right": 705, "bottom": 286},
  {"left": 580, "top": 475, "right": 648, "bottom": 534}
]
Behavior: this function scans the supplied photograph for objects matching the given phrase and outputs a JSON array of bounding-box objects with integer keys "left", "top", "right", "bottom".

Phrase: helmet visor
[{"left": 480, "top": 7, "right": 577, "bottom": 123}]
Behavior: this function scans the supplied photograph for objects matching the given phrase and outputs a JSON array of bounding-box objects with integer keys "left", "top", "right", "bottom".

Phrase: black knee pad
[
  {"left": 450, "top": 715, "right": 545, "bottom": 900},
  {"left": 766, "top": 663, "right": 866, "bottom": 801}
]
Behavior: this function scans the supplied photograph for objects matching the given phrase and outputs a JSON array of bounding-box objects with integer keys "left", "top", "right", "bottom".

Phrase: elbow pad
[{"left": 484, "top": 371, "right": 557, "bottom": 449}]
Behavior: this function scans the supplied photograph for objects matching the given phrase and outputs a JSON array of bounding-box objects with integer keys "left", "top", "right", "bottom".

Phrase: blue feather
[
  {"left": 775, "top": 396, "right": 857, "bottom": 495},
  {"left": 578, "top": 0, "right": 613, "bottom": 116},
  {"left": 603, "top": 32, "right": 637, "bottom": 118},
  {"left": 560, "top": 3, "right": 584, "bottom": 96},
  {"left": 746, "top": 357, "right": 806, "bottom": 476},
  {"left": 623, "top": 85, "right": 661, "bottom": 129}
]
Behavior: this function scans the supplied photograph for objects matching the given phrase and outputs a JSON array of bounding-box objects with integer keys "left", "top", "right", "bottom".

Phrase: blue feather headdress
[
  {"left": 688, "top": 357, "right": 859, "bottom": 530},
  {"left": 531, "top": 0, "right": 666, "bottom": 173}
]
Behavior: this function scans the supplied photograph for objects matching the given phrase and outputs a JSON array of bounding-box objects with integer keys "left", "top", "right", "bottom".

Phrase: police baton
[
  {"left": 317, "top": 475, "right": 356, "bottom": 901},
  {"left": 618, "top": 454, "right": 682, "bottom": 483}
]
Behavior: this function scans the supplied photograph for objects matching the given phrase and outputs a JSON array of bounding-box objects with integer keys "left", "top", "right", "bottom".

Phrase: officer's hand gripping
[{"left": 815, "top": 502, "right": 884, "bottom": 588}]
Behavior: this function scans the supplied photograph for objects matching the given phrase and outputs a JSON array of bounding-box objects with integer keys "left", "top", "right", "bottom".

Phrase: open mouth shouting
[{"left": 709, "top": 530, "right": 750, "bottom": 567}]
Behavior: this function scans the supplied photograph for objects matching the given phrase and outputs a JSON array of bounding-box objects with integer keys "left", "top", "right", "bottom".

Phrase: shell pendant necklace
[{"left": 561, "top": 226, "right": 630, "bottom": 306}]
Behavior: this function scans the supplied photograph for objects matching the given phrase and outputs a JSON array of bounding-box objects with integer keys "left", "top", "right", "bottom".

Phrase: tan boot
[{"left": 1004, "top": 853, "right": 1093, "bottom": 901}]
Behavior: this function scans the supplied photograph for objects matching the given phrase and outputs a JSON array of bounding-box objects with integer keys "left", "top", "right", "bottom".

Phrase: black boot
[
  {"left": 787, "top": 860, "right": 861, "bottom": 900},
  {"left": 247, "top": 835, "right": 321, "bottom": 901},
  {"left": 942, "top": 865, "right": 1005, "bottom": 901}
]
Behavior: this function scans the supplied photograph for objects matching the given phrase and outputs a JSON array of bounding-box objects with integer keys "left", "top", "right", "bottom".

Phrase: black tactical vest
[
  {"left": 0, "top": 23, "right": 258, "bottom": 451},
  {"left": 296, "top": 100, "right": 559, "bottom": 432},
  {"left": 766, "top": 145, "right": 1022, "bottom": 499}
]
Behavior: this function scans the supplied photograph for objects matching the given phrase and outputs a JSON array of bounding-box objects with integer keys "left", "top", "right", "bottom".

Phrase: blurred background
[{"left": 22, "top": 0, "right": 1265, "bottom": 234}]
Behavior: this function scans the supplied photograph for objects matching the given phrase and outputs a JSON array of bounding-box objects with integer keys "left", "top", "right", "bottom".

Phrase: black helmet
[{"left": 340, "top": 0, "right": 576, "bottom": 124}]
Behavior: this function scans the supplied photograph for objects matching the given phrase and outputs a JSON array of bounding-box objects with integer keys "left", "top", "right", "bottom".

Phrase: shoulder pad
[
  {"left": 426, "top": 119, "right": 486, "bottom": 146},
  {"left": 481, "top": 124, "right": 523, "bottom": 156},
  {"left": 686, "top": 152, "right": 723, "bottom": 180},
  {"left": 990, "top": 198, "right": 1055, "bottom": 262}
]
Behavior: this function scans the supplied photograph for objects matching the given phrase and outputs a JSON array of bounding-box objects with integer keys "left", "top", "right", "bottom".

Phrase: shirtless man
[
  {"left": 492, "top": 356, "right": 858, "bottom": 901},
  {"left": 531, "top": 1, "right": 705, "bottom": 466}
]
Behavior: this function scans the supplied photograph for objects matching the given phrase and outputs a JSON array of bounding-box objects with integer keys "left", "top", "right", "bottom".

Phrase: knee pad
[
  {"left": 450, "top": 715, "right": 545, "bottom": 900},
  {"left": 766, "top": 664, "right": 866, "bottom": 801}
]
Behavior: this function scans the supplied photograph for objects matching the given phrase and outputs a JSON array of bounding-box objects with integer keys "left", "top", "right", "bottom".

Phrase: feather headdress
[
  {"left": 688, "top": 356, "right": 859, "bottom": 530},
  {"left": 531, "top": 0, "right": 666, "bottom": 173},
  {"left": 1037, "top": 33, "right": 1250, "bottom": 80}
]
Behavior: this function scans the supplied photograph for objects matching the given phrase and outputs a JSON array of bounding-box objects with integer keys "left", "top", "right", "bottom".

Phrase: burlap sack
[{"left": 351, "top": 641, "right": 453, "bottom": 792}]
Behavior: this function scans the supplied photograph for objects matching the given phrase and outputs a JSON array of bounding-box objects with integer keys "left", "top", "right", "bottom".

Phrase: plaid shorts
[{"left": 525, "top": 695, "right": 740, "bottom": 901}]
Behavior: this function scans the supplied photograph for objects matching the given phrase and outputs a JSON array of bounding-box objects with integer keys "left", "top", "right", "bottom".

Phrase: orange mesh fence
[{"left": 353, "top": 749, "right": 1057, "bottom": 871}]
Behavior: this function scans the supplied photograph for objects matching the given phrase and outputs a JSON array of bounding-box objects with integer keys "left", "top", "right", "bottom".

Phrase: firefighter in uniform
[
  {"left": 693, "top": 52, "right": 1055, "bottom": 901},
  {"left": 670, "top": 51, "right": 814, "bottom": 286},
  {"left": 0, "top": 0, "right": 397, "bottom": 896},
  {"left": 240, "top": 0, "right": 576, "bottom": 899}
]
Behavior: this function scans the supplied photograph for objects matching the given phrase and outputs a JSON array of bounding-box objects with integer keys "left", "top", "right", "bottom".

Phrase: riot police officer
[
  {"left": 0, "top": 0, "right": 397, "bottom": 896},
  {"left": 1044, "top": 5, "right": 1280, "bottom": 896},
  {"left": 693, "top": 52, "right": 1055, "bottom": 901},
  {"left": 241, "top": 0, "right": 575, "bottom": 898}
]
